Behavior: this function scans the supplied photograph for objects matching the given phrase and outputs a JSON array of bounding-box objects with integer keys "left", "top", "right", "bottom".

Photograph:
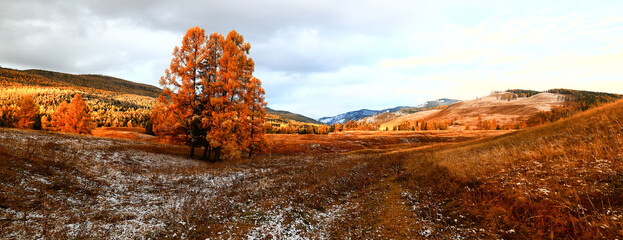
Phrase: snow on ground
[
  {"left": 0, "top": 129, "right": 254, "bottom": 238},
  {"left": 0, "top": 129, "right": 355, "bottom": 239}
]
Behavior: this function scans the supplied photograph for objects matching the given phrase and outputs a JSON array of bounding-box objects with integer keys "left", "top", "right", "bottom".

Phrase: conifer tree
[
  {"left": 49, "top": 101, "right": 69, "bottom": 132},
  {"left": 16, "top": 95, "right": 39, "bottom": 129},
  {"left": 159, "top": 26, "right": 207, "bottom": 157},
  {"left": 245, "top": 77, "right": 268, "bottom": 158},
  {"left": 154, "top": 27, "right": 268, "bottom": 161},
  {"left": 49, "top": 94, "right": 95, "bottom": 134},
  {"left": 0, "top": 105, "right": 16, "bottom": 128}
]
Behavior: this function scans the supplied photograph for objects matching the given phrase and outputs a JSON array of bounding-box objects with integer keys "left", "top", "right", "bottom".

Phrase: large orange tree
[
  {"left": 158, "top": 26, "right": 207, "bottom": 157},
  {"left": 153, "top": 27, "right": 267, "bottom": 161}
]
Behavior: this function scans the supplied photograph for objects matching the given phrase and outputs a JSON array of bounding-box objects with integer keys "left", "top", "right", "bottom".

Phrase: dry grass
[
  {"left": 0, "top": 99, "right": 620, "bottom": 239},
  {"left": 91, "top": 127, "right": 155, "bottom": 141},
  {"left": 400, "top": 99, "right": 623, "bottom": 239},
  {"left": 0, "top": 128, "right": 489, "bottom": 239},
  {"left": 266, "top": 130, "right": 506, "bottom": 155},
  {"left": 380, "top": 92, "right": 567, "bottom": 131}
]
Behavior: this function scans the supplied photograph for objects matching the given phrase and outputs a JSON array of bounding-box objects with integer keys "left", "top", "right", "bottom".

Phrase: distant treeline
[
  {"left": 0, "top": 67, "right": 158, "bottom": 128},
  {"left": 519, "top": 88, "right": 623, "bottom": 125}
]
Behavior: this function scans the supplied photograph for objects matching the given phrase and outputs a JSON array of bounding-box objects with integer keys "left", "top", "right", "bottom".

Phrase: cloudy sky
[{"left": 1, "top": 0, "right": 623, "bottom": 119}]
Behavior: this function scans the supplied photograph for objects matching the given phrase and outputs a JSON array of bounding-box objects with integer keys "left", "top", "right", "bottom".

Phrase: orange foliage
[
  {"left": 154, "top": 27, "right": 267, "bottom": 161},
  {"left": 150, "top": 95, "right": 184, "bottom": 143},
  {"left": 48, "top": 94, "right": 95, "bottom": 134},
  {"left": 0, "top": 105, "right": 16, "bottom": 128},
  {"left": 16, "top": 95, "right": 39, "bottom": 129},
  {"left": 476, "top": 115, "right": 500, "bottom": 130},
  {"left": 245, "top": 77, "right": 268, "bottom": 157},
  {"left": 158, "top": 26, "right": 206, "bottom": 157}
]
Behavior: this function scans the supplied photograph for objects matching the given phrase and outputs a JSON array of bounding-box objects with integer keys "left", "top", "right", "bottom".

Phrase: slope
[
  {"left": 0, "top": 67, "right": 159, "bottom": 128},
  {"left": 1, "top": 67, "right": 161, "bottom": 97},
  {"left": 266, "top": 107, "right": 321, "bottom": 124},
  {"left": 379, "top": 90, "right": 621, "bottom": 131},
  {"left": 317, "top": 101, "right": 458, "bottom": 125},
  {"left": 319, "top": 109, "right": 384, "bottom": 125},
  {"left": 363, "top": 99, "right": 460, "bottom": 128},
  {"left": 421, "top": 91, "right": 565, "bottom": 128},
  {"left": 399, "top": 99, "right": 623, "bottom": 239}
]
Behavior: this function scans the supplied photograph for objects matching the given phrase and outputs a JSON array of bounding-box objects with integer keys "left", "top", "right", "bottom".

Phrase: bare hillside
[
  {"left": 379, "top": 110, "right": 440, "bottom": 130},
  {"left": 380, "top": 92, "right": 566, "bottom": 130}
]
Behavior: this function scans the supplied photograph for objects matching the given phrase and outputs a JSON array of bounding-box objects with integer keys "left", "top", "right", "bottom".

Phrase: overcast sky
[{"left": 1, "top": 0, "right": 623, "bottom": 119}]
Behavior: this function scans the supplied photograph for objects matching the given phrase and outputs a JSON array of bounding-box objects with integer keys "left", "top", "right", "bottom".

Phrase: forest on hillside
[
  {"left": 0, "top": 67, "right": 161, "bottom": 97},
  {"left": 0, "top": 67, "right": 157, "bottom": 128}
]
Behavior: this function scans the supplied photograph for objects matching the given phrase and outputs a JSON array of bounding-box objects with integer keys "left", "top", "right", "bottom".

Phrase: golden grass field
[{"left": 1, "top": 99, "right": 622, "bottom": 239}]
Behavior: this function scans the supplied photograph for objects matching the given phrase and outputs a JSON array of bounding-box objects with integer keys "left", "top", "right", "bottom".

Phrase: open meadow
[
  {"left": 1, "top": 127, "right": 505, "bottom": 239},
  {"left": 2, "top": 99, "right": 621, "bottom": 239},
  {"left": 3, "top": 1, "right": 623, "bottom": 239}
]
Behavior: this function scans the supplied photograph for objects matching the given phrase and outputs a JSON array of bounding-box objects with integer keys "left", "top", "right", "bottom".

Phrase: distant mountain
[
  {"left": 361, "top": 98, "right": 460, "bottom": 126},
  {"left": 319, "top": 106, "right": 413, "bottom": 125},
  {"left": 416, "top": 98, "right": 460, "bottom": 108},
  {"left": 266, "top": 107, "right": 321, "bottom": 124},
  {"left": 323, "top": 99, "right": 461, "bottom": 126}
]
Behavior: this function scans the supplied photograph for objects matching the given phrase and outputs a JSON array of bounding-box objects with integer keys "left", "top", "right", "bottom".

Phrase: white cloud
[
  {"left": 2, "top": 0, "right": 623, "bottom": 119},
  {"left": 376, "top": 12, "right": 623, "bottom": 105}
]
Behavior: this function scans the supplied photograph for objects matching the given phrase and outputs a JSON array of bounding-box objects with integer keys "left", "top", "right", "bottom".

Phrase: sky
[{"left": 1, "top": 0, "right": 623, "bottom": 119}]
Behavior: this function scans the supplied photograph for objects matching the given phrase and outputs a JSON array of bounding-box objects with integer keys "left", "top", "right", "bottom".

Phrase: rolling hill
[
  {"left": 363, "top": 99, "right": 460, "bottom": 127},
  {"left": 1, "top": 67, "right": 161, "bottom": 97},
  {"left": 377, "top": 90, "right": 621, "bottom": 130},
  {"left": 266, "top": 107, "right": 321, "bottom": 124},
  {"left": 0, "top": 67, "right": 322, "bottom": 129},
  {"left": 400, "top": 98, "right": 623, "bottom": 238},
  {"left": 0, "top": 67, "right": 159, "bottom": 128},
  {"left": 318, "top": 99, "right": 459, "bottom": 125}
]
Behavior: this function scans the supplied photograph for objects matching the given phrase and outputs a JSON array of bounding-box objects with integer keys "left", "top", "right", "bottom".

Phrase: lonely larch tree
[{"left": 153, "top": 26, "right": 268, "bottom": 161}]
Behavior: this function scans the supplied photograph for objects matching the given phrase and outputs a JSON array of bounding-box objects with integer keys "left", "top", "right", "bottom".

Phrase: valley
[
  {"left": 3, "top": 1, "right": 623, "bottom": 239},
  {"left": 1, "top": 65, "right": 622, "bottom": 238},
  {"left": 1, "top": 67, "right": 622, "bottom": 239},
  {"left": 0, "top": 126, "right": 505, "bottom": 239},
  {"left": 1, "top": 97, "right": 622, "bottom": 238}
]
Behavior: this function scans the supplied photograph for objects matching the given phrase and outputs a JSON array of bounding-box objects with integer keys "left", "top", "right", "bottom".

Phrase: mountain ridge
[
  {"left": 266, "top": 107, "right": 321, "bottom": 125},
  {"left": 0, "top": 67, "right": 162, "bottom": 97},
  {"left": 319, "top": 99, "right": 459, "bottom": 125}
]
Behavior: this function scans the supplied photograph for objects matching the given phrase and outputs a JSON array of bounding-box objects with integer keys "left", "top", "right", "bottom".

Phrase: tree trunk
[
  {"left": 248, "top": 147, "right": 253, "bottom": 158},
  {"left": 215, "top": 147, "right": 221, "bottom": 162},
  {"left": 190, "top": 139, "right": 195, "bottom": 158},
  {"left": 203, "top": 145, "right": 211, "bottom": 160}
]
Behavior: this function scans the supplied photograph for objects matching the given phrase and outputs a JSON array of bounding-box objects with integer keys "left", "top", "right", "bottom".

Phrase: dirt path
[{"left": 374, "top": 176, "right": 421, "bottom": 239}]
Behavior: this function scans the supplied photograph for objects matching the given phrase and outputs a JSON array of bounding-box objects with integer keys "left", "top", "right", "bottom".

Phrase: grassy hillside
[
  {"left": 0, "top": 125, "right": 501, "bottom": 239},
  {"left": 1, "top": 67, "right": 161, "bottom": 97},
  {"left": 266, "top": 107, "right": 321, "bottom": 124},
  {"left": 400, "top": 99, "right": 623, "bottom": 239},
  {"left": 363, "top": 100, "right": 458, "bottom": 126},
  {"left": 0, "top": 67, "right": 159, "bottom": 128},
  {"left": 0, "top": 67, "right": 323, "bottom": 129},
  {"left": 1, "top": 99, "right": 620, "bottom": 238},
  {"left": 375, "top": 89, "right": 622, "bottom": 131}
]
